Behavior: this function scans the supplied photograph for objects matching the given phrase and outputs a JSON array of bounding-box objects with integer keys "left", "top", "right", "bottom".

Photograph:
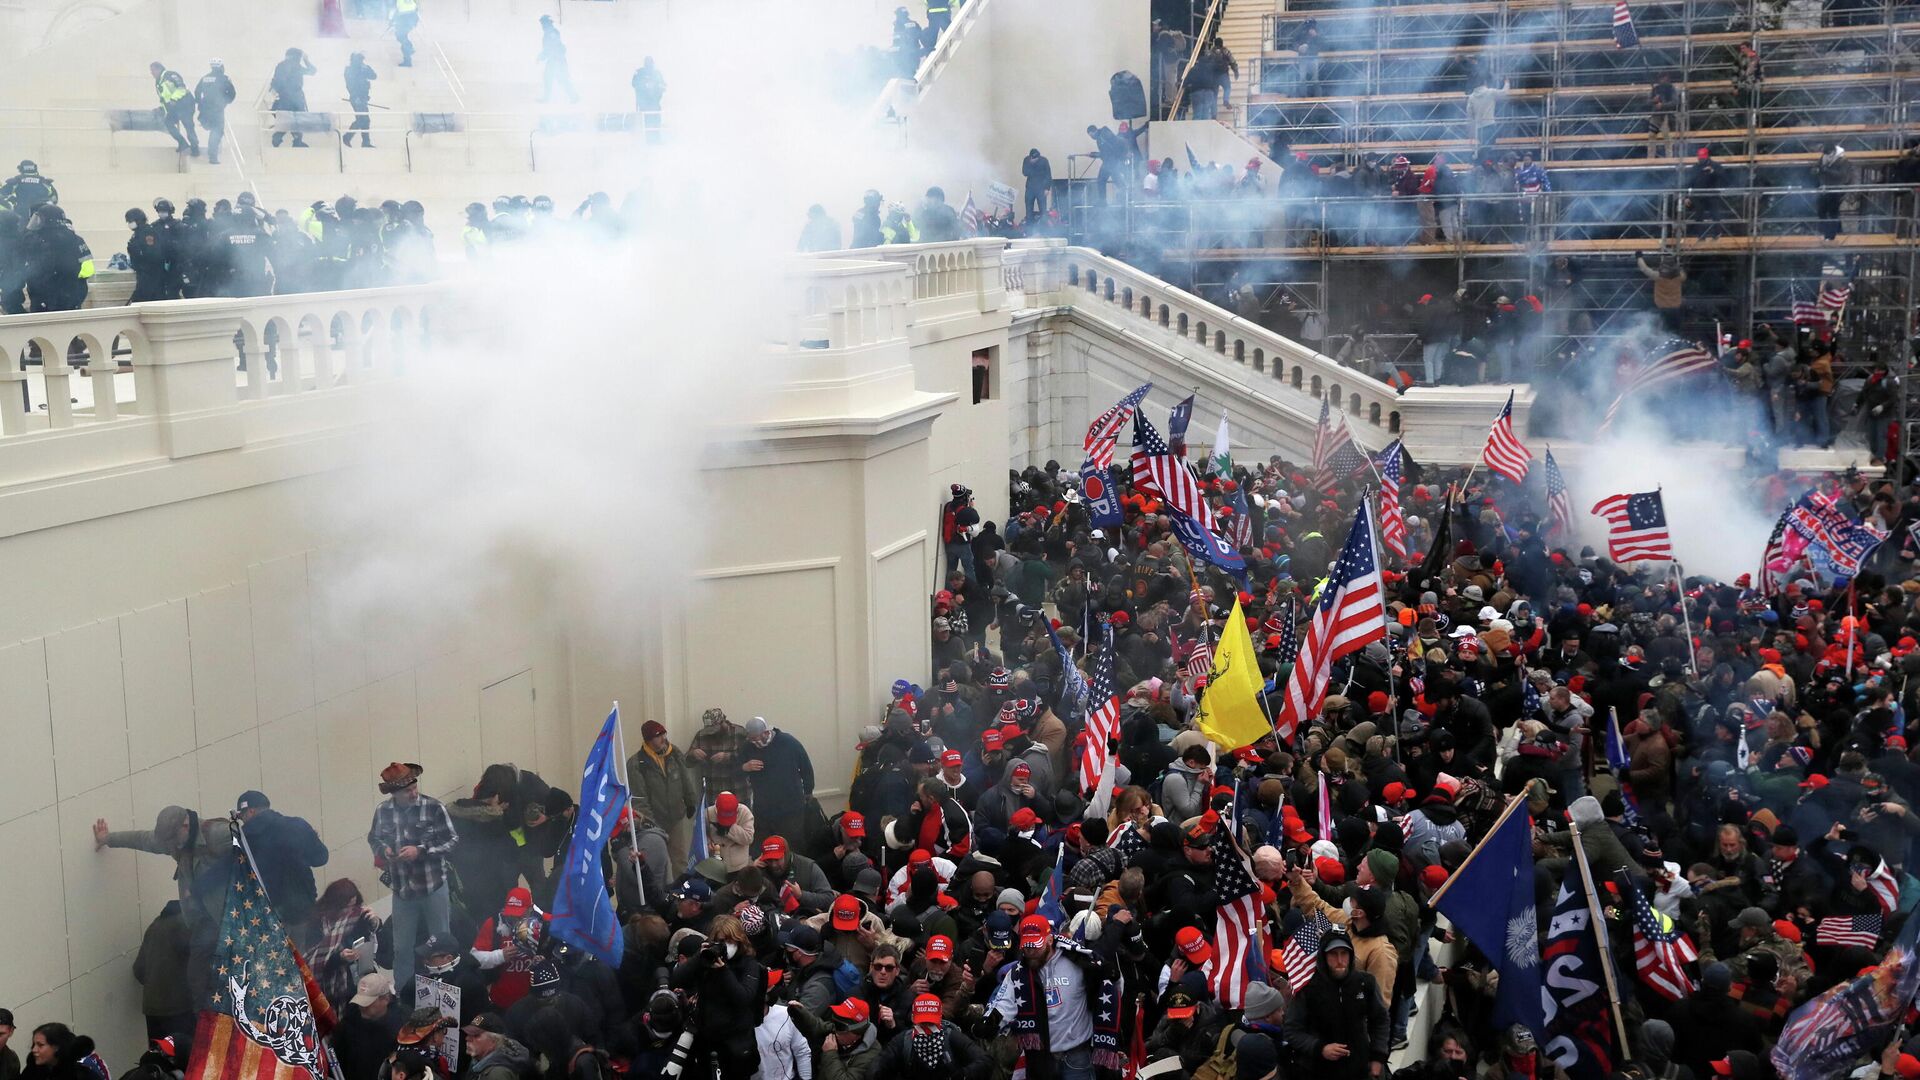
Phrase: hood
[
  {"left": 1639, "top": 1020, "right": 1674, "bottom": 1066},
  {"left": 1567, "top": 795, "right": 1604, "bottom": 830},
  {"left": 474, "top": 1038, "right": 532, "bottom": 1075}
]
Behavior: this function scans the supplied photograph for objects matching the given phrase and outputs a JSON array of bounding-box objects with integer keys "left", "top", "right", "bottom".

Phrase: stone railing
[
  {"left": 0, "top": 286, "right": 440, "bottom": 484},
  {"left": 836, "top": 238, "right": 1008, "bottom": 324}
]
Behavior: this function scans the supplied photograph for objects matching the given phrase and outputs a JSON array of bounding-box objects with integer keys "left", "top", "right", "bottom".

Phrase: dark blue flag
[
  {"left": 548, "top": 706, "right": 629, "bottom": 966},
  {"left": 1433, "top": 804, "right": 1545, "bottom": 1037},
  {"left": 1603, "top": 709, "right": 1640, "bottom": 825},
  {"left": 1167, "top": 395, "right": 1196, "bottom": 457},
  {"left": 1082, "top": 460, "right": 1124, "bottom": 528},
  {"left": 1542, "top": 860, "right": 1622, "bottom": 1080},
  {"left": 1169, "top": 503, "right": 1249, "bottom": 585}
]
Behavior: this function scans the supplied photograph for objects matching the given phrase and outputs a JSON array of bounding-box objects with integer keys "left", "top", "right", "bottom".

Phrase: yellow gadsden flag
[{"left": 1194, "top": 598, "right": 1273, "bottom": 752}]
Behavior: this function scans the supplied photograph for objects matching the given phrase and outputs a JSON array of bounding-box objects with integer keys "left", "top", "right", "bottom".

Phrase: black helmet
[
  {"left": 152, "top": 197, "right": 175, "bottom": 214},
  {"left": 862, "top": 189, "right": 882, "bottom": 206},
  {"left": 17, "top": 160, "right": 36, "bottom": 175},
  {"left": 125, "top": 207, "right": 149, "bottom": 226}
]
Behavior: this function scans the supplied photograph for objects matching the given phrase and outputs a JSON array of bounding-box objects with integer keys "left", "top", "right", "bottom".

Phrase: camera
[{"left": 699, "top": 940, "right": 728, "bottom": 964}]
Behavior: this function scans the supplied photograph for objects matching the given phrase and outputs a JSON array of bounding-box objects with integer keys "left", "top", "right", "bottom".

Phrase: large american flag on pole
[
  {"left": 1544, "top": 448, "right": 1574, "bottom": 538},
  {"left": 1591, "top": 490, "right": 1674, "bottom": 562},
  {"left": 1612, "top": 0, "right": 1639, "bottom": 46},
  {"left": 1311, "top": 399, "right": 1363, "bottom": 491},
  {"left": 1598, "top": 339, "right": 1718, "bottom": 432},
  {"left": 1077, "top": 625, "right": 1121, "bottom": 796},
  {"left": 1274, "top": 503, "right": 1386, "bottom": 742},
  {"left": 1132, "top": 411, "right": 1215, "bottom": 528},
  {"left": 1482, "top": 390, "right": 1532, "bottom": 483},
  {"left": 1624, "top": 874, "right": 1696, "bottom": 1001},
  {"left": 1377, "top": 440, "right": 1407, "bottom": 561},
  {"left": 1086, "top": 383, "right": 1152, "bottom": 469},
  {"left": 1207, "top": 805, "right": 1265, "bottom": 1007}
]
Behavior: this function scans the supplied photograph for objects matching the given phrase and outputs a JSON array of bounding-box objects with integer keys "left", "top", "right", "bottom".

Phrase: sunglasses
[{"left": 870, "top": 962, "right": 898, "bottom": 972}]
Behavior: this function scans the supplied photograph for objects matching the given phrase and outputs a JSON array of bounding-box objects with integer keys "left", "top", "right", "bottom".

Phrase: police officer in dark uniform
[
  {"left": 851, "top": 189, "right": 885, "bottom": 248},
  {"left": 195, "top": 61, "right": 237, "bottom": 165},
  {"left": 150, "top": 61, "right": 199, "bottom": 156},
  {"left": 126, "top": 207, "right": 175, "bottom": 302},
  {"left": 925, "top": 0, "right": 952, "bottom": 41},
  {"left": 344, "top": 53, "right": 378, "bottom": 147},
  {"left": 1, "top": 160, "right": 58, "bottom": 222},
  {"left": 220, "top": 193, "right": 276, "bottom": 297},
  {"left": 178, "top": 197, "right": 214, "bottom": 297},
  {"left": 22, "top": 204, "right": 92, "bottom": 313},
  {"left": 148, "top": 198, "right": 185, "bottom": 299},
  {"left": 269, "top": 47, "right": 317, "bottom": 147},
  {"left": 0, "top": 211, "right": 26, "bottom": 313}
]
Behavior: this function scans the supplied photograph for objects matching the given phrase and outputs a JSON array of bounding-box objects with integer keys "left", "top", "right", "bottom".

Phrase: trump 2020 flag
[
  {"left": 188, "top": 835, "right": 333, "bottom": 1080},
  {"left": 1432, "top": 803, "right": 1545, "bottom": 1038},
  {"left": 1774, "top": 911, "right": 1920, "bottom": 1079},
  {"left": 549, "top": 705, "right": 629, "bottom": 966}
]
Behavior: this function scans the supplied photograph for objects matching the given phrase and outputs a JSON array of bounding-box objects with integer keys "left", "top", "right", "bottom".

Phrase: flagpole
[
  {"left": 1670, "top": 559, "right": 1698, "bottom": 675},
  {"left": 1569, "top": 818, "right": 1635, "bottom": 1057},
  {"left": 1364, "top": 490, "right": 1403, "bottom": 765},
  {"left": 607, "top": 701, "right": 646, "bottom": 908},
  {"left": 1428, "top": 793, "right": 1529, "bottom": 907},
  {"left": 1847, "top": 580, "right": 1858, "bottom": 679}
]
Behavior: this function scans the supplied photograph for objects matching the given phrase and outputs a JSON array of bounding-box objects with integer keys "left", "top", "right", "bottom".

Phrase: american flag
[
  {"left": 1590, "top": 490, "right": 1673, "bottom": 562},
  {"left": 1598, "top": 339, "right": 1718, "bottom": 432},
  {"left": 1624, "top": 874, "right": 1695, "bottom": 1001},
  {"left": 1792, "top": 293, "right": 1827, "bottom": 327},
  {"left": 1077, "top": 625, "right": 1121, "bottom": 796},
  {"left": 1759, "top": 508, "right": 1791, "bottom": 597},
  {"left": 1864, "top": 859, "right": 1900, "bottom": 914},
  {"left": 1482, "top": 390, "right": 1532, "bottom": 483},
  {"left": 1132, "top": 411, "right": 1215, "bottom": 528},
  {"left": 1278, "top": 910, "right": 1334, "bottom": 992},
  {"left": 960, "top": 191, "right": 984, "bottom": 237},
  {"left": 1223, "top": 487, "right": 1255, "bottom": 549},
  {"left": 1171, "top": 623, "right": 1214, "bottom": 682},
  {"left": 188, "top": 836, "right": 335, "bottom": 1080},
  {"left": 1207, "top": 808, "right": 1265, "bottom": 1007},
  {"left": 1377, "top": 441, "right": 1407, "bottom": 560},
  {"left": 1544, "top": 448, "right": 1574, "bottom": 537},
  {"left": 1275, "top": 503, "right": 1386, "bottom": 742},
  {"left": 1612, "top": 0, "right": 1639, "bottom": 47},
  {"left": 1086, "top": 383, "right": 1152, "bottom": 469},
  {"left": 1275, "top": 601, "right": 1299, "bottom": 663},
  {"left": 1815, "top": 912, "right": 1882, "bottom": 949},
  {"left": 1311, "top": 399, "right": 1357, "bottom": 491},
  {"left": 1821, "top": 281, "right": 1853, "bottom": 315}
]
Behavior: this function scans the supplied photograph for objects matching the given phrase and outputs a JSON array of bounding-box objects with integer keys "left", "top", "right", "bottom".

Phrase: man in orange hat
[{"left": 368, "top": 761, "right": 456, "bottom": 994}]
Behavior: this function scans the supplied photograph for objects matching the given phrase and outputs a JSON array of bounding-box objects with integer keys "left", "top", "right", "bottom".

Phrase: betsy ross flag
[
  {"left": 1077, "top": 624, "right": 1121, "bottom": 798},
  {"left": 1377, "top": 440, "right": 1407, "bottom": 561},
  {"left": 1612, "top": 0, "right": 1639, "bottom": 47},
  {"left": 1278, "top": 910, "right": 1334, "bottom": 992},
  {"left": 1311, "top": 399, "right": 1360, "bottom": 491},
  {"left": 1622, "top": 873, "right": 1696, "bottom": 1001},
  {"left": 1082, "top": 382, "right": 1153, "bottom": 528},
  {"left": 1598, "top": 338, "right": 1718, "bottom": 432},
  {"left": 1207, "top": 805, "right": 1265, "bottom": 1007},
  {"left": 1274, "top": 502, "right": 1386, "bottom": 742},
  {"left": 960, "top": 192, "right": 984, "bottom": 236},
  {"left": 1482, "top": 391, "right": 1532, "bottom": 483},
  {"left": 1591, "top": 490, "right": 1673, "bottom": 562},
  {"left": 188, "top": 835, "right": 334, "bottom": 1080},
  {"left": 1544, "top": 448, "right": 1574, "bottom": 538},
  {"left": 1814, "top": 912, "right": 1883, "bottom": 949}
]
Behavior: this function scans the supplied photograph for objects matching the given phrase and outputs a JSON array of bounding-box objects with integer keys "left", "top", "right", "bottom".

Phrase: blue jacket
[{"left": 242, "top": 808, "right": 329, "bottom": 921}]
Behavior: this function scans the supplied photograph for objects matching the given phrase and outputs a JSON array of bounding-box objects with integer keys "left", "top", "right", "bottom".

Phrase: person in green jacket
[
  {"left": 133, "top": 901, "right": 194, "bottom": 1048},
  {"left": 786, "top": 997, "right": 882, "bottom": 1080},
  {"left": 627, "top": 719, "right": 699, "bottom": 868}
]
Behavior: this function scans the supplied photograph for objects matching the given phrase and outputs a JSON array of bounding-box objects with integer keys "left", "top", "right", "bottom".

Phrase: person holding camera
[{"left": 669, "top": 916, "right": 765, "bottom": 1080}]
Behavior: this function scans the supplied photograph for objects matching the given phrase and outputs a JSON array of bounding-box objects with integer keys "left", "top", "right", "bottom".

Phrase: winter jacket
[
  {"left": 742, "top": 729, "right": 816, "bottom": 818},
  {"left": 105, "top": 811, "right": 236, "bottom": 926},
  {"left": 1282, "top": 941, "right": 1389, "bottom": 1078},
  {"left": 241, "top": 808, "right": 329, "bottom": 924},
  {"left": 869, "top": 1021, "right": 988, "bottom": 1080},
  {"left": 756, "top": 1005, "right": 813, "bottom": 1080},
  {"left": 133, "top": 900, "right": 193, "bottom": 1016},
  {"left": 1161, "top": 760, "right": 1211, "bottom": 823},
  {"left": 626, "top": 742, "right": 699, "bottom": 826},
  {"left": 788, "top": 1009, "right": 881, "bottom": 1080},
  {"left": 1636, "top": 258, "right": 1686, "bottom": 309},
  {"left": 707, "top": 801, "right": 757, "bottom": 872},
  {"left": 470, "top": 1036, "right": 533, "bottom": 1080}
]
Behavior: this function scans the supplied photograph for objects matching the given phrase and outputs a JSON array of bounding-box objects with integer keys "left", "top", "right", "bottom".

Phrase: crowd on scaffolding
[{"left": 14, "top": 433, "right": 1920, "bottom": 1080}]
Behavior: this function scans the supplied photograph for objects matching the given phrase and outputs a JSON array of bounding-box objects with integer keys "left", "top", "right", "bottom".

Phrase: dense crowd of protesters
[{"left": 21, "top": 438, "right": 1920, "bottom": 1080}]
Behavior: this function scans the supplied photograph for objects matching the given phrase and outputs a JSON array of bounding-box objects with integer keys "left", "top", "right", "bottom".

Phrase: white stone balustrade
[{"left": 0, "top": 287, "right": 441, "bottom": 485}]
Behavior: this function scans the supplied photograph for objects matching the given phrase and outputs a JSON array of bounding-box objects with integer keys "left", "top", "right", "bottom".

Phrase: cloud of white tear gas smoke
[{"left": 316, "top": 0, "right": 995, "bottom": 648}]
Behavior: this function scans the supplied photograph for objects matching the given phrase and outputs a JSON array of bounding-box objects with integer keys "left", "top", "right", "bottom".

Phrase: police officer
[
  {"left": 0, "top": 210, "right": 25, "bottom": 313},
  {"left": 125, "top": 207, "right": 176, "bottom": 302},
  {"left": 149, "top": 198, "right": 185, "bottom": 298},
  {"left": 390, "top": 0, "right": 419, "bottom": 67},
  {"left": 270, "top": 47, "right": 317, "bottom": 148},
  {"left": 150, "top": 61, "right": 199, "bottom": 156},
  {"left": 1, "top": 161, "right": 58, "bottom": 222},
  {"left": 178, "top": 197, "right": 215, "bottom": 297},
  {"left": 925, "top": 0, "right": 952, "bottom": 41},
  {"left": 851, "top": 189, "right": 884, "bottom": 248},
  {"left": 22, "top": 204, "right": 92, "bottom": 313},
  {"left": 344, "top": 52, "right": 378, "bottom": 147},
  {"left": 195, "top": 61, "right": 236, "bottom": 165},
  {"left": 462, "top": 203, "right": 490, "bottom": 261},
  {"left": 220, "top": 193, "right": 275, "bottom": 298}
]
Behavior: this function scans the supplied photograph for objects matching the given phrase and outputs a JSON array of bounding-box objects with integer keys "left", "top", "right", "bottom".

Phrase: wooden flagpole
[
  {"left": 1427, "top": 793, "right": 1529, "bottom": 908},
  {"left": 1569, "top": 819, "right": 1635, "bottom": 1057}
]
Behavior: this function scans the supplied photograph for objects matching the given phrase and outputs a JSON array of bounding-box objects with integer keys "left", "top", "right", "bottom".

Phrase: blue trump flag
[
  {"left": 1167, "top": 394, "right": 1196, "bottom": 456},
  {"left": 686, "top": 779, "right": 709, "bottom": 874},
  {"left": 1168, "top": 504, "right": 1249, "bottom": 585},
  {"left": 1432, "top": 800, "right": 1545, "bottom": 1037},
  {"left": 548, "top": 705, "right": 629, "bottom": 966}
]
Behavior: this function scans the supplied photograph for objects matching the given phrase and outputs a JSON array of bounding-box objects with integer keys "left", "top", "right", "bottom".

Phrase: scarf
[
  {"left": 312, "top": 907, "right": 370, "bottom": 1005},
  {"left": 1089, "top": 968, "right": 1125, "bottom": 1070},
  {"left": 644, "top": 741, "right": 673, "bottom": 771},
  {"left": 1006, "top": 939, "right": 1124, "bottom": 1069},
  {"left": 910, "top": 1026, "right": 951, "bottom": 1072},
  {"left": 1011, "top": 957, "right": 1051, "bottom": 1054}
]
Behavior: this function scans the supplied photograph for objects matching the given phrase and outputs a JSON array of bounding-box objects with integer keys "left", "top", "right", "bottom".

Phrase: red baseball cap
[
  {"left": 829, "top": 997, "right": 871, "bottom": 1023},
  {"left": 758, "top": 836, "right": 787, "bottom": 862},
  {"left": 1175, "top": 925, "right": 1214, "bottom": 967},
  {"left": 1383, "top": 782, "right": 1408, "bottom": 804},
  {"left": 925, "top": 935, "right": 955, "bottom": 960},
  {"left": 912, "top": 994, "right": 944, "bottom": 1024},
  {"left": 1896, "top": 1054, "right": 1920, "bottom": 1080},
  {"left": 1018, "top": 914, "right": 1052, "bottom": 947},
  {"left": 1772, "top": 919, "right": 1802, "bottom": 943},
  {"left": 1012, "top": 761, "right": 1032, "bottom": 779},
  {"left": 910, "top": 848, "right": 933, "bottom": 867},
  {"left": 715, "top": 791, "right": 740, "bottom": 827},
  {"left": 842, "top": 812, "right": 867, "bottom": 838},
  {"left": 1314, "top": 857, "right": 1345, "bottom": 885},
  {"left": 941, "top": 749, "right": 964, "bottom": 768},
  {"left": 831, "top": 895, "right": 862, "bottom": 932},
  {"left": 982, "top": 729, "right": 1006, "bottom": 751},
  {"left": 502, "top": 887, "right": 532, "bottom": 916},
  {"left": 1010, "top": 807, "right": 1040, "bottom": 830}
]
